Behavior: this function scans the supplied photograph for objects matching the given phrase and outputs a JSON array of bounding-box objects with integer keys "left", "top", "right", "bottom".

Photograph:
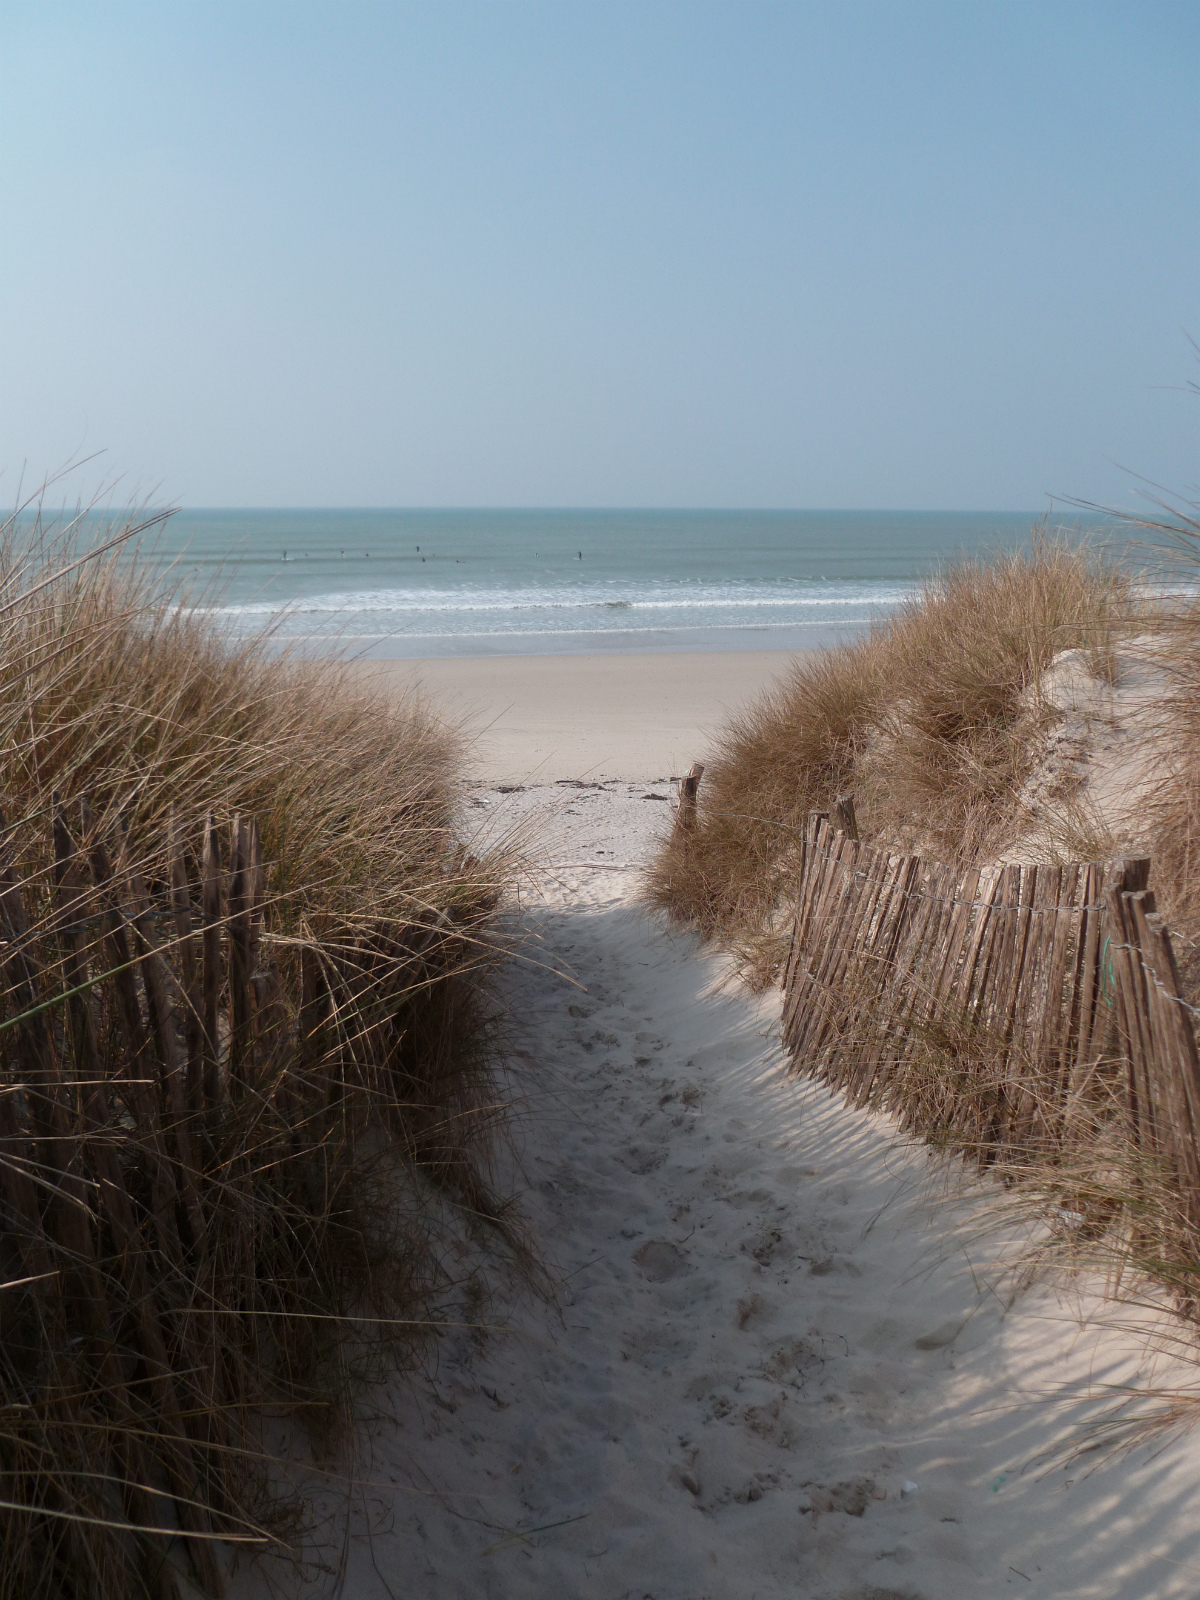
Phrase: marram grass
[{"left": 0, "top": 503, "right": 525, "bottom": 1600}]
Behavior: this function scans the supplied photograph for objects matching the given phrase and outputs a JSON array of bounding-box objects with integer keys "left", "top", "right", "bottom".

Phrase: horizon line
[{"left": 168, "top": 503, "right": 1057, "bottom": 516}]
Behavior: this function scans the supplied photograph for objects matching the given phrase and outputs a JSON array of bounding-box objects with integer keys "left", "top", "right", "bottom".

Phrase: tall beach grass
[
  {"left": 648, "top": 535, "right": 1139, "bottom": 968},
  {"left": 0, "top": 500, "right": 523, "bottom": 1599}
]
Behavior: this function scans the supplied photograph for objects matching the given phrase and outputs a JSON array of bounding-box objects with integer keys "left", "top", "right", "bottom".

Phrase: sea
[{"left": 81, "top": 508, "right": 1082, "bottom": 657}]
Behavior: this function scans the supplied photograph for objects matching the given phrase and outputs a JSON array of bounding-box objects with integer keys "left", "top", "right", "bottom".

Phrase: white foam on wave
[{"left": 208, "top": 579, "right": 917, "bottom": 620}]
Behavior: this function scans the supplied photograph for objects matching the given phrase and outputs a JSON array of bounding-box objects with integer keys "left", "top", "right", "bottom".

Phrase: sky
[{"left": 1, "top": 1, "right": 1197, "bottom": 511}]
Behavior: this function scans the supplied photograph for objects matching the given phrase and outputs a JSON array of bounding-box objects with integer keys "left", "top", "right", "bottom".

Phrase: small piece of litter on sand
[{"left": 901, "top": 1481, "right": 920, "bottom": 1497}]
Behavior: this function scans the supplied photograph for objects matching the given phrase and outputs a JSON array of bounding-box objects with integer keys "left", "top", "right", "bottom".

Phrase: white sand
[
  {"left": 350, "top": 650, "right": 801, "bottom": 783},
  {"left": 229, "top": 655, "right": 1200, "bottom": 1599},
  {"left": 1015, "top": 639, "right": 1176, "bottom": 859}
]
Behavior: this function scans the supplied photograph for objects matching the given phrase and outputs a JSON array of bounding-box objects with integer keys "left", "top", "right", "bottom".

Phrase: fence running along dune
[
  {"left": 0, "top": 798, "right": 506, "bottom": 1600},
  {"left": 0, "top": 503, "right": 524, "bottom": 1600},
  {"left": 780, "top": 809, "right": 1200, "bottom": 1245}
]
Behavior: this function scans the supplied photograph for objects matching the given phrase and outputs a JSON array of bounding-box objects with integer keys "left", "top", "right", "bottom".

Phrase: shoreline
[
  {"left": 283, "top": 620, "right": 867, "bottom": 659},
  {"left": 350, "top": 648, "right": 805, "bottom": 782}
]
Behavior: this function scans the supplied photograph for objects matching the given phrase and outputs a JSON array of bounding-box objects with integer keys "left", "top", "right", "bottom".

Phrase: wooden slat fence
[
  {"left": 781, "top": 809, "right": 1200, "bottom": 1221},
  {"left": 0, "top": 799, "right": 463, "bottom": 1599}
]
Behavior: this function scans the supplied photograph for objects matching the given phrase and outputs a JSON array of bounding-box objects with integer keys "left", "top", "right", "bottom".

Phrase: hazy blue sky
[{"left": 1, "top": 1, "right": 1196, "bottom": 510}]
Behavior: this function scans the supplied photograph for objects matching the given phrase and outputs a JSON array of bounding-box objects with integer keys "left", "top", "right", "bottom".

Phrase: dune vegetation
[
  {"left": 648, "top": 525, "right": 1200, "bottom": 1345},
  {"left": 648, "top": 533, "right": 1200, "bottom": 983},
  {"left": 0, "top": 504, "right": 523, "bottom": 1600}
]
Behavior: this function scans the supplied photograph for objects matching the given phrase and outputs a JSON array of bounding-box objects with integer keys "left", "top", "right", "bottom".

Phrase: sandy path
[{"left": 233, "top": 786, "right": 1200, "bottom": 1600}]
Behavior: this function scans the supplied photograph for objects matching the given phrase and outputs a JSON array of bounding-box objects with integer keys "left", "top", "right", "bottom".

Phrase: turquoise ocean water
[{"left": 123, "top": 508, "right": 1053, "bottom": 657}]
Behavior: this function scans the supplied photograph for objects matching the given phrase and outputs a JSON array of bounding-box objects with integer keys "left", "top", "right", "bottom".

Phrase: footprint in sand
[
  {"left": 913, "top": 1317, "right": 967, "bottom": 1350},
  {"left": 633, "top": 1239, "right": 688, "bottom": 1281}
]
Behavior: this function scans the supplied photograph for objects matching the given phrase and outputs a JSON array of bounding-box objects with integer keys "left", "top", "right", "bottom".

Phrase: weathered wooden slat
[
  {"left": 926, "top": 862, "right": 981, "bottom": 1014},
  {"left": 1041, "top": 864, "right": 1080, "bottom": 1097},
  {"left": 1066, "top": 862, "right": 1107, "bottom": 1100},
  {"left": 784, "top": 819, "right": 838, "bottom": 1056},
  {"left": 895, "top": 860, "right": 980, "bottom": 1134},
  {"left": 784, "top": 825, "right": 855, "bottom": 1060},
  {"left": 852, "top": 852, "right": 922, "bottom": 1103},
  {"left": 801, "top": 835, "right": 876, "bottom": 1070},
  {"left": 125, "top": 856, "right": 207, "bottom": 1250},
  {"left": 801, "top": 829, "right": 870, "bottom": 1071},
  {"left": 881, "top": 858, "right": 950, "bottom": 1031},
  {"left": 169, "top": 809, "right": 204, "bottom": 1114},
  {"left": 833, "top": 794, "right": 859, "bottom": 841},
  {"left": 1127, "top": 891, "right": 1200, "bottom": 1201},
  {"left": 228, "top": 812, "right": 251, "bottom": 1095},
  {"left": 674, "top": 762, "right": 704, "bottom": 836},
  {"left": 1141, "top": 905, "right": 1200, "bottom": 1222},
  {"left": 998, "top": 865, "right": 1042, "bottom": 1139},
  {"left": 846, "top": 849, "right": 914, "bottom": 1092},
  {"left": 1006, "top": 867, "right": 1063, "bottom": 1150},
  {"left": 890, "top": 860, "right": 962, "bottom": 1080},
  {"left": 1104, "top": 863, "right": 1154, "bottom": 1154},
  {"left": 783, "top": 812, "right": 832, "bottom": 1003},
  {"left": 823, "top": 840, "right": 896, "bottom": 1082},
  {"left": 832, "top": 844, "right": 908, "bottom": 1094},
  {"left": 201, "top": 812, "right": 223, "bottom": 1109},
  {"left": 986, "top": 865, "right": 1032, "bottom": 1077},
  {"left": 955, "top": 862, "right": 1003, "bottom": 1023},
  {"left": 915, "top": 862, "right": 976, "bottom": 1136}
]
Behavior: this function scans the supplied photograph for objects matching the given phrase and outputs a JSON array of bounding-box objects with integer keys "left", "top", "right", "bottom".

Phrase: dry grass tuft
[
  {"left": 1130, "top": 494, "right": 1200, "bottom": 1001},
  {"left": 0, "top": 502, "right": 524, "bottom": 1599},
  {"left": 863, "top": 540, "right": 1134, "bottom": 859},
  {"left": 647, "top": 637, "right": 884, "bottom": 942},
  {"left": 647, "top": 536, "right": 1136, "bottom": 963}
]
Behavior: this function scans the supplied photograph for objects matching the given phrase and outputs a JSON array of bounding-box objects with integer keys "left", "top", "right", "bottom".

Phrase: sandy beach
[
  {"left": 350, "top": 650, "right": 802, "bottom": 784},
  {"left": 231, "top": 653, "right": 1200, "bottom": 1600}
]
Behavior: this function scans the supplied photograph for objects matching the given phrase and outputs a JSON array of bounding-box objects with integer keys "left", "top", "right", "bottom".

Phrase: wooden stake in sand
[
  {"left": 834, "top": 793, "right": 859, "bottom": 841},
  {"left": 675, "top": 762, "right": 705, "bottom": 836}
]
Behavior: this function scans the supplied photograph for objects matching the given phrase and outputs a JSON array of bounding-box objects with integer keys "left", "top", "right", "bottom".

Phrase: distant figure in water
[
  {"left": 416, "top": 545, "right": 420, "bottom": 552},
  {"left": 578, "top": 550, "right": 582, "bottom": 559},
  {"left": 282, "top": 550, "right": 287, "bottom": 561}
]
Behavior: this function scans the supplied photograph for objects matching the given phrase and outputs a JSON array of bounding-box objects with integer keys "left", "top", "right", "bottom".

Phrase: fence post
[
  {"left": 834, "top": 794, "right": 859, "bottom": 841},
  {"left": 674, "top": 762, "right": 704, "bottom": 835}
]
